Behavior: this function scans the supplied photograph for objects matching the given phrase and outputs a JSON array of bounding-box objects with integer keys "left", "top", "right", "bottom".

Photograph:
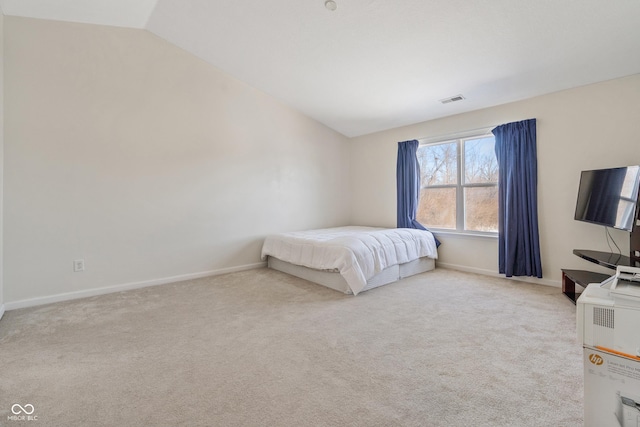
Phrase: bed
[{"left": 261, "top": 226, "right": 438, "bottom": 295}]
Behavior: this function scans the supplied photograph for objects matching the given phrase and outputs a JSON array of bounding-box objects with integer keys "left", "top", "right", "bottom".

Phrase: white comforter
[{"left": 261, "top": 226, "right": 438, "bottom": 295}]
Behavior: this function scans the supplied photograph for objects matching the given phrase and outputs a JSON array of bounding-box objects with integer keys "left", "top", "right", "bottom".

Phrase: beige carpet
[{"left": 0, "top": 268, "right": 583, "bottom": 426}]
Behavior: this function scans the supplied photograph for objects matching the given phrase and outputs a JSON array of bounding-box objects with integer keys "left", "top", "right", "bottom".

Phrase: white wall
[
  {"left": 350, "top": 74, "right": 640, "bottom": 284},
  {"left": 3, "top": 17, "right": 351, "bottom": 305}
]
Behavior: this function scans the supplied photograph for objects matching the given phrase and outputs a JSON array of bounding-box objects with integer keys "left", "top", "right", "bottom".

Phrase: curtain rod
[
  {"left": 415, "top": 124, "right": 499, "bottom": 144},
  {"left": 415, "top": 118, "right": 537, "bottom": 144}
]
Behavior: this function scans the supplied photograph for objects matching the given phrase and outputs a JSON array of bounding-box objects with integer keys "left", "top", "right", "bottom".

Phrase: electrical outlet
[{"left": 73, "top": 259, "right": 85, "bottom": 272}]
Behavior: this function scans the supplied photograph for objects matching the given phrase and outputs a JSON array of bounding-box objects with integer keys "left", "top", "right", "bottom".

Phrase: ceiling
[{"left": 2, "top": 0, "right": 640, "bottom": 137}]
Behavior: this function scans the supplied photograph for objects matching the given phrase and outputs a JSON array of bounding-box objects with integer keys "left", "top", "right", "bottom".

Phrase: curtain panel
[
  {"left": 492, "top": 119, "right": 543, "bottom": 278},
  {"left": 396, "top": 140, "right": 441, "bottom": 246}
]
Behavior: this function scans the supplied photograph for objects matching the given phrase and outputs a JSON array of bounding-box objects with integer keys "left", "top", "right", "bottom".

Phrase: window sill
[{"left": 430, "top": 230, "right": 498, "bottom": 240}]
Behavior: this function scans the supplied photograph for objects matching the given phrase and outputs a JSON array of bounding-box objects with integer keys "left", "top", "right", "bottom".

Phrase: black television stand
[
  {"left": 562, "top": 249, "right": 632, "bottom": 304},
  {"left": 563, "top": 195, "right": 640, "bottom": 303},
  {"left": 572, "top": 249, "right": 631, "bottom": 269}
]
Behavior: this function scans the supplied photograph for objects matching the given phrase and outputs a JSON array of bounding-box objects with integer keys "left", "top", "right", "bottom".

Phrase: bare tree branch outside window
[{"left": 417, "top": 136, "right": 498, "bottom": 232}]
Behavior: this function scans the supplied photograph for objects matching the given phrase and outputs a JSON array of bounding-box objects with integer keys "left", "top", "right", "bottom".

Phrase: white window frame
[{"left": 417, "top": 128, "right": 498, "bottom": 237}]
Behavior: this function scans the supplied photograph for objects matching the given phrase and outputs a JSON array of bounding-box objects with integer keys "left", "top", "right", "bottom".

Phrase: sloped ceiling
[{"left": 2, "top": 0, "right": 640, "bottom": 137}]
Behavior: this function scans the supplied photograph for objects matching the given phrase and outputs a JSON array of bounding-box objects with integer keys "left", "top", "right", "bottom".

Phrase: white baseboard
[
  {"left": 2, "top": 260, "right": 560, "bottom": 313},
  {"left": 436, "top": 261, "right": 561, "bottom": 288},
  {"left": 4, "top": 262, "right": 267, "bottom": 311}
]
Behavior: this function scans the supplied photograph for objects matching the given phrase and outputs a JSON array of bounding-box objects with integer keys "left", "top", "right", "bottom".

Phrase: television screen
[{"left": 574, "top": 166, "right": 640, "bottom": 231}]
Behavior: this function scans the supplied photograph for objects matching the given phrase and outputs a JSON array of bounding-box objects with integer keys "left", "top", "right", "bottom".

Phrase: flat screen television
[{"left": 574, "top": 166, "right": 640, "bottom": 232}]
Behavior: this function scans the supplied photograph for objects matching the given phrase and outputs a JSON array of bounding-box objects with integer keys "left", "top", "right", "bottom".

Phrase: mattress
[
  {"left": 262, "top": 226, "right": 438, "bottom": 295},
  {"left": 267, "top": 256, "right": 435, "bottom": 295}
]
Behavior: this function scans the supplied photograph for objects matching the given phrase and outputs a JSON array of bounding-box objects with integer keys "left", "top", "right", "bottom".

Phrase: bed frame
[{"left": 267, "top": 256, "right": 435, "bottom": 294}]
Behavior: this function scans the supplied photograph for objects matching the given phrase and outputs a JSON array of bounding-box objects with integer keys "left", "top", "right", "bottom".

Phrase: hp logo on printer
[{"left": 588, "top": 354, "right": 604, "bottom": 365}]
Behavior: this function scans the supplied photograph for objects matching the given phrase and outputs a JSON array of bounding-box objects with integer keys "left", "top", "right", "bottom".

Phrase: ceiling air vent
[{"left": 440, "top": 94, "right": 465, "bottom": 104}]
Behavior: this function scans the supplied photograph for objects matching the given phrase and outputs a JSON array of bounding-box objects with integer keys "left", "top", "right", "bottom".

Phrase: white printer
[
  {"left": 617, "top": 392, "right": 640, "bottom": 427},
  {"left": 577, "top": 266, "right": 640, "bottom": 427},
  {"left": 577, "top": 265, "right": 640, "bottom": 358}
]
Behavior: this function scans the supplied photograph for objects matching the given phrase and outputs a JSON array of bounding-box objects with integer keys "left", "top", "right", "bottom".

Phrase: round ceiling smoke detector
[{"left": 325, "top": 0, "right": 337, "bottom": 11}]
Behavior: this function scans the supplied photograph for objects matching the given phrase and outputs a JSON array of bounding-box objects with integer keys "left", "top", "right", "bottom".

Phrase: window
[{"left": 416, "top": 133, "right": 498, "bottom": 233}]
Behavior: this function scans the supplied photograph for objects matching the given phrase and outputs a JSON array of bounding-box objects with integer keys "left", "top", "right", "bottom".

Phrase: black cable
[{"left": 605, "top": 227, "right": 621, "bottom": 255}]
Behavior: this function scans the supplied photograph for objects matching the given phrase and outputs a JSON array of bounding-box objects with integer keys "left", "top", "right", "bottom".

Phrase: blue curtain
[
  {"left": 396, "top": 140, "right": 441, "bottom": 246},
  {"left": 492, "top": 119, "right": 542, "bottom": 278}
]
